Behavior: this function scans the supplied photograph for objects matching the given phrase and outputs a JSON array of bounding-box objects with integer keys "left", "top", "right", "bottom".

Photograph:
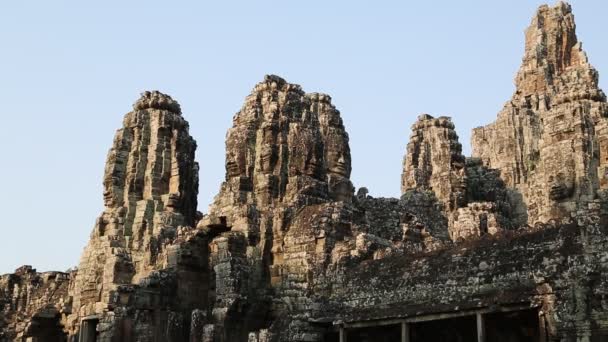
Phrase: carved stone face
[
  {"left": 287, "top": 124, "right": 324, "bottom": 179},
  {"left": 103, "top": 189, "right": 114, "bottom": 207},
  {"left": 225, "top": 123, "right": 252, "bottom": 179},
  {"left": 103, "top": 174, "right": 123, "bottom": 207},
  {"left": 259, "top": 123, "right": 280, "bottom": 171},
  {"left": 166, "top": 192, "right": 181, "bottom": 209},
  {"left": 325, "top": 137, "right": 351, "bottom": 179},
  {"left": 259, "top": 146, "right": 275, "bottom": 174},
  {"left": 548, "top": 172, "right": 574, "bottom": 201},
  {"left": 327, "top": 151, "right": 349, "bottom": 178},
  {"left": 304, "top": 146, "right": 323, "bottom": 178},
  {"left": 226, "top": 157, "right": 241, "bottom": 178},
  {"left": 320, "top": 120, "right": 352, "bottom": 201},
  {"left": 329, "top": 177, "right": 353, "bottom": 202}
]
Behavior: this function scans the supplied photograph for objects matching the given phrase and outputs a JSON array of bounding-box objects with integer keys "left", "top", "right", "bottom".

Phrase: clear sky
[{"left": 0, "top": 1, "right": 606, "bottom": 274}]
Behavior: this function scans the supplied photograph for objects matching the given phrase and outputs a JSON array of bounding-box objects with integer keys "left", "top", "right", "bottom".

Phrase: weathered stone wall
[
  {"left": 2, "top": 2, "right": 608, "bottom": 342},
  {"left": 0, "top": 266, "right": 71, "bottom": 341},
  {"left": 326, "top": 221, "right": 608, "bottom": 340}
]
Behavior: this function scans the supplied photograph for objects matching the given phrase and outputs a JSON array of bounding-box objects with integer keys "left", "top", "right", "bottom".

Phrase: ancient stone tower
[
  {"left": 401, "top": 115, "right": 512, "bottom": 240},
  {"left": 66, "top": 91, "right": 207, "bottom": 341},
  {"left": 202, "top": 75, "right": 356, "bottom": 340},
  {"left": 472, "top": 2, "right": 608, "bottom": 226},
  {"left": 2, "top": 2, "right": 608, "bottom": 342}
]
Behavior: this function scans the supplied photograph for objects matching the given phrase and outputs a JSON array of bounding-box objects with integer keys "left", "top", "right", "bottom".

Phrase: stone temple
[{"left": 2, "top": 2, "right": 608, "bottom": 341}]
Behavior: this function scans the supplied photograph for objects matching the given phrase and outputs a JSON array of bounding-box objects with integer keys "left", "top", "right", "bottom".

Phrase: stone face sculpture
[
  {"left": 216, "top": 75, "right": 331, "bottom": 212},
  {"left": 2, "top": 3, "right": 608, "bottom": 342},
  {"left": 208, "top": 75, "right": 353, "bottom": 229},
  {"left": 312, "top": 92, "right": 354, "bottom": 202}
]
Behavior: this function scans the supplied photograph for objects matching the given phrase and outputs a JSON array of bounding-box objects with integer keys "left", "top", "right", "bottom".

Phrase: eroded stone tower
[
  {"left": 472, "top": 2, "right": 608, "bottom": 225},
  {"left": 2, "top": 2, "right": 608, "bottom": 342},
  {"left": 65, "top": 91, "right": 208, "bottom": 341}
]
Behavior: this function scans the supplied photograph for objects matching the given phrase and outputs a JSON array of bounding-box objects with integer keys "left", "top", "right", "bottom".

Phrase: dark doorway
[
  {"left": 27, "top": 314, "right": 68, "bottom": 342},
  {"left": 411, "top": 315, "right": 476, "bottom": 342},
  {"left": 346, "top": 324, "right": 401, "bottom": 342},
  {"left": 324, "top": 331, "right": 339, "bottom": 342},
  {"left": 591, "top": 334, "right": 608, "bottom": 342},
  {"left": 485, "top": 309, "right": 540, "bottom": 342},
  {"left": 79, "top": 318, "right": 99, "bottom": 342}
]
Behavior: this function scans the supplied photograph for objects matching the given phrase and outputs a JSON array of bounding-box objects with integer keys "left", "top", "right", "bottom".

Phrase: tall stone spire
[
  {"left": 202, "top": 75, "right": 354, "bottom": 340},
  {"left": 103, "top": 90, "right": 198, "bottom": 225},
  {"left": 401, "top": 114, "right": 466, "bottom": 211},
  {"left": 472, "top": 2, "right": 608, "bottom": 225},
  {"left": 67, "top": 91, "right": 199, "bottom": 333}
]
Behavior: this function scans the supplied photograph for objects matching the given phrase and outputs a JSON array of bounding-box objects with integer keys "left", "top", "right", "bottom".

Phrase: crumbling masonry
[{"left": 2, "top": 2, "right": 608, "bottom": 341}]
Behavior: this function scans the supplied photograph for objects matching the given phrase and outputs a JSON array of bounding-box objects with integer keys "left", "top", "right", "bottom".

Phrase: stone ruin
[{"left": 2, "top": 2, "right": 608, "bottom": 341}]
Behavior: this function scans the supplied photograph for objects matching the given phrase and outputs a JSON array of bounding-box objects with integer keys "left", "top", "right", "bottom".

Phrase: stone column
[
  {"left": 538, "top": 312, "right": 547, "bottom": 342},
  {"left": 401, "top": 322, "right": 410, "bottom": 342},
  {"left": 339, "top": 326, "right": 347, "bottom": 342},
  {"left": 476, "top": 313, "right": 486, "bottom": 342}
]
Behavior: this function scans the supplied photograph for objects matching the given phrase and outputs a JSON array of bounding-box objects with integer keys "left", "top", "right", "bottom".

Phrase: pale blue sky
[{"left": 1, "top": 1, "right": 606, "bottom": 273}]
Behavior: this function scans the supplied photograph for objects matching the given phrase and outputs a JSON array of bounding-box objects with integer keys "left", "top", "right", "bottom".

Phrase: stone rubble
[{"left": 2, "top": 2, "right": 608, "bottom": 342}]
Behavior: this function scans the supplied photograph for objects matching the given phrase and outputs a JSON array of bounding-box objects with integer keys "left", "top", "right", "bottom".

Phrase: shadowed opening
[
  {"left": 79, "top": 318, "right": 99, "bottom": 342},
  {"left": 485, "top": 309, "right": 540, "bottom": 342},
  {"left": 411, "top": 315, "right": 477, "bottom": 342}
]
